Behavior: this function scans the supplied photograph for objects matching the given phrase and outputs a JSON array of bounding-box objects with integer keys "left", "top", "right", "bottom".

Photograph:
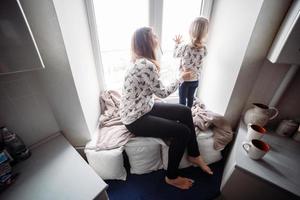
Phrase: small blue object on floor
[{"left": 106, "top": 159, "right": 225, "bottom": 200}]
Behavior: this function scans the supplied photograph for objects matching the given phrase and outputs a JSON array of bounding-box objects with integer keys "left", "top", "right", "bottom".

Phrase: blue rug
[{"left": 105, "top": 159, "right": 225, "bottom": 200}]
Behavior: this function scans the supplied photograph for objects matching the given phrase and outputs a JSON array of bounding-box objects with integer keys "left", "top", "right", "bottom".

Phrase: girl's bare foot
[
  {"left": 165, "top": 176, "right": 194, "bottom": 190},
  {"left": 188, "top": 156, "right": 213, "bottom": 175}
]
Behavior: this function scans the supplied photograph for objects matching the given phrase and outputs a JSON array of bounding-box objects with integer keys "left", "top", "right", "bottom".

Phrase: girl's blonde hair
[
  {"left": 189, "top": 17, "right": 209, "bottom": 47},
  {"left": 131, "top": 27, "right": 160, "bottom": 71}
]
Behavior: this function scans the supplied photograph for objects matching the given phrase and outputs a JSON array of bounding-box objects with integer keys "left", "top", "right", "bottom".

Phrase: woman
[{"left": 120, "top": 27, "right": 213, "bottom": 190}]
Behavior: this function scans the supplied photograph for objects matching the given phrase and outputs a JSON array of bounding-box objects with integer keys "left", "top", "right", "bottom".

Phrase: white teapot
[{"left": 244, "top": 103, "right": 279, "bottom": 127}]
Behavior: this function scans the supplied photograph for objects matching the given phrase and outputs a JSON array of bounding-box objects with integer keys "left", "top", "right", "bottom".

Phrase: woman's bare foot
[
  {"left": 165, "top": 176, "right": 194, "bottom": 190},
  {"left": 188, "top": 156, "right": 213, "bottom": 175}
]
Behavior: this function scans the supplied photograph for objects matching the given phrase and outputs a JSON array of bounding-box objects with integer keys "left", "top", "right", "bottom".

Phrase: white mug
[
  {"left": 242, "top": 139, "right": 270, "bottom": 160},
  {"left": 247, "top": 124, "right": 266, "bottom": 141}
]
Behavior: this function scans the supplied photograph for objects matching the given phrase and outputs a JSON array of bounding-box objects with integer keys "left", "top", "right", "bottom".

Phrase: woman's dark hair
[{"left": 131, "top": 27, "right": 159, "bottom": 70}]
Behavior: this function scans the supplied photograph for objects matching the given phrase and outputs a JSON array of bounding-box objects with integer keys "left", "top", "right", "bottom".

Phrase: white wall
[
  {"left": 225, "top": 0, "right": 292, "bottom": 128},
  {"left": 275, "top": 70, "right": 300, "bottom": 124},
  {"left": 246, "top": 60, "right": 290, "bottom": 109},
  {"left": 0, "top": 0, "right": 101, "bottom": 147},
  {"left": 14, "top": 0, "right": 101, "bottom": 146},
  {"left": 0, "top": 72, "right": 60, "bottom": 146},
  {"left": 0, "top": 0, "right": 97, "bottom": 147},
  {"left": 52, "top": 0, "right": 101, "bottom": 140},
  {"left": 199, "top": 0, "right": 293, "bottom": 128},
  {"left": 198, "top": 0, "right": 264, "bottom": 115},
  {"left": 247, "top": 62, "right": 300, "bottom": 127}
]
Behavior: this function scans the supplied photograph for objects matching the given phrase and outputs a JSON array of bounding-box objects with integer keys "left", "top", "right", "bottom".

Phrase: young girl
[
  {"left": 120, "top": 27, "right": 212, "bottom": 190},
  {"left": 173, "top": 17, "right": 209, "bottom": 107}
]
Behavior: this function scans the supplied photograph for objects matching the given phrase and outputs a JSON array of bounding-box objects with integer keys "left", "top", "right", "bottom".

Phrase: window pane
[
  {"left": 160, "top": 0, "right": 202, "bottom": 88},
  {"left": 93, "top": 0, "right": 149, "bottom": 91}
]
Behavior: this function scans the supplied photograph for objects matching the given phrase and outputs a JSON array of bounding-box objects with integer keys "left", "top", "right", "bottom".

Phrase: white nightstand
[{"left": 0, "top": 133, "right": 108, "bottom": 200}]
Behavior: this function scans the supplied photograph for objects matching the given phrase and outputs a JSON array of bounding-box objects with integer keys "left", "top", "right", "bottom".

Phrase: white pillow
[
  {"left": 197, "top": 130, "right": 222, "bottom": 164},
  {"left": 161, "top": 130, "right": 222, "bottom": 169},
  {"left": 125, "top": 137, "right": 164, "bottom": 174},
  {"left": 85, "top": 147, "right": 127, "bottom": 180}
]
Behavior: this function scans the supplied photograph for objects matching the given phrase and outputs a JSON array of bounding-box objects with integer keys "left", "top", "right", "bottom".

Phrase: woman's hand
[
  {"left": 173, "top": 35, "right": 183, "bottom": 44},
  {"left": 183, "top": 67, "right": 192, "bottom": 72},
  {"left": 180, "top": 71, "right": 192, "bottom": 81}
]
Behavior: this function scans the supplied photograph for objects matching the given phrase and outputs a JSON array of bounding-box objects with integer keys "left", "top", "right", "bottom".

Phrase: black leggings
[{"left": 125, "top": 102, "right": 200, "bottom": 179}]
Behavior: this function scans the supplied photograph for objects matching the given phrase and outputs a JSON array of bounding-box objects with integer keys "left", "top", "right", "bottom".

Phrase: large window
[
  {"left": 93, "top": 0, "right": 148, "bottom": 91},
  {"left": 160, "top": 0, "right": 203, "bottom": 86},
  {"left": 91, "top": 0, "right": 207, "bottom": 92}
]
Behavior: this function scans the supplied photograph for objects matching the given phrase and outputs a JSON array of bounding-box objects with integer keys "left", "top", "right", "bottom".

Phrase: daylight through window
[{"left": 93, "top": 0, "right": 204, "bottom": 93}]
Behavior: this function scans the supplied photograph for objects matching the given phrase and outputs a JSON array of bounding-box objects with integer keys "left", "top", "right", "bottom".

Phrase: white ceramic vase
[{"left": 244, "top": 103, "right": 279, "bottom": 127}]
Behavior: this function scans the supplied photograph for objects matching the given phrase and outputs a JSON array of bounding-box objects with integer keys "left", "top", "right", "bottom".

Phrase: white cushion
[
  {"left": 125, "top": 137, "right": 164, "bottom": 174},
  {"left": 197, "top": 129, "right": 214, "bottom": 139},
  {"left": 197, "top": 130, "right": 222, "bottom": 164},
  {"left": 161, "top": 130, "right": 222, "bottom": 169},
  {"left": 85, "top": 147, "right": 127, "bottom": 180}
]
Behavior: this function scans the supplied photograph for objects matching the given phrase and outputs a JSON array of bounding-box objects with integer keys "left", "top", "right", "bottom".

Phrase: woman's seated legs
[
  {"left": 149, "top": 103, "right": 199, "bottom": 157},
  {"left": 125, "top": 103, "right": 213, "bottom": 189},
  {"left": 125, "top": 113, "right": 194, "bottom": 189},
  {"left": 149, "top": 103, "right": 213, "bottom": 175}
]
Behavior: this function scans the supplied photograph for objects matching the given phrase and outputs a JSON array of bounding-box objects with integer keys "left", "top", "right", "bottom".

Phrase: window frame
[{"left": 85, "top": 0, "right": 213, "bottom": 92}]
